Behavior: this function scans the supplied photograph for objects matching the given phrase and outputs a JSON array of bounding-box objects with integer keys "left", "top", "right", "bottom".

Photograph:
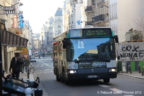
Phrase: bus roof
[
  {"left": 53, "top": 27, "right": 112, "bottom": 41},
  {"left": 70, "top": 27, "right": 111, "bottom": 30}
]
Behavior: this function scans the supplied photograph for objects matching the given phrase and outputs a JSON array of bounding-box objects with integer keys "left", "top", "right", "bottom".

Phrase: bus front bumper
[{"left": 67, "top": 68, "right": 117, "bottom": 80}]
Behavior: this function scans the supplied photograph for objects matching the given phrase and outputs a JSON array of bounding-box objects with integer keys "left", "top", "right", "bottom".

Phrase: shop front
[
  {"left": 0, "top": 21, "right": 28, "bottom": 73},
  {"left": 117, "top": 42, "right": 144, "bottom": 74}
]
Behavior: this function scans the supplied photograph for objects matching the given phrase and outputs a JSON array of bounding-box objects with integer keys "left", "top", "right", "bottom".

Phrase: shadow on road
[{"left": 65, "top": 80, "right": 112, "bottom": 87}]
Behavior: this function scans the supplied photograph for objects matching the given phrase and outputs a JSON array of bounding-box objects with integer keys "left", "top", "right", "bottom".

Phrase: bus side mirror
[
  {"left": 114, "top": 35, "right": 119, "bottom": 43},
  {"left": 62, "top": 38, "right": 69, "bottom": 49},
  {"left": 74, "top": 59, "right": 79, "bottom": 63}
]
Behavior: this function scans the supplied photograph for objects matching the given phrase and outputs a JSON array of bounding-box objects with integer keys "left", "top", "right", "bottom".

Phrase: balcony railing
[
  {"left": 85, "top": 6, "right": 93, "bottom": 12},
  {"left": 86, "top": 21, "right": 93, "bottom": 25},
  {"left": 92, "top": 14, "right": 105, "bottom": 22}
]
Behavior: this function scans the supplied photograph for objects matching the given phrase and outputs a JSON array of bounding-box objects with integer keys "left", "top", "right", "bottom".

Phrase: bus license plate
[{"left": 88, "top": 75, "right": 97, "bottom": 78}]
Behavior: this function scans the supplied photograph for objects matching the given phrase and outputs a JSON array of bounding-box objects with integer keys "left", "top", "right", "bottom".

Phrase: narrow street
[
  {"left": 1, "top": 0, "right": 144, "bottom": 96},
  {"left": 32, "top": 56, "right": 144, "bottom": 96}
]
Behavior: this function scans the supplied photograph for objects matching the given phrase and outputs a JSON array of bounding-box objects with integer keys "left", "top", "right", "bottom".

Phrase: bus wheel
[
  {"left": 103, "top": 78, "right": 110, "bottom": 83},
  {"left": 56, "top": 74, "right": 61, "bottom": 81},
  {"left": 65, "top": 79, "right": 71, "bottom": 85},
  {"left": 63, "top": 75, "right": 70, "bottom": 84},
  {"left": 61, "top": 69, "right": 65, "bottom": 82}
]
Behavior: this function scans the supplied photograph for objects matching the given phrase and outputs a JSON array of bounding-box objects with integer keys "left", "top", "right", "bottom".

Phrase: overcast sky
[{"left": 21, "top": 0, "right": 65, "bottom": 33}]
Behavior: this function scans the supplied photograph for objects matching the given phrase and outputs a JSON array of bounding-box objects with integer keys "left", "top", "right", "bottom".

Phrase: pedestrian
[
  {"left": 23, "top": 56, "right": 30, "bottom": 78},
  {"left": 138, "top": 64, "right": 141, "bottom": 73},
  {"left": 38, "top": 54, "right": 40, "bottom": 59},
  {"left": 128, "top": 63, "right": 132, "bottom": 74},
  {"left": 43, "top": 53, "right": 45, "bottom": 57},
  {"left": 38, "top": 51, "right": 41, "bottom": 59},
  {"left": 142, "top": 64, "right": 144, "bottom": 76},
  {"left": 126, "top": 62, "right": 129, "bottom": 73},
  {"left": 9, "top": 53, "right": 23, "bottom": 79}
]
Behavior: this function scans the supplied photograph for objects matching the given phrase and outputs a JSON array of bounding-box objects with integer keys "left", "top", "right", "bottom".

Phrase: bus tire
[
  {"left": 56, "top": 74, "right": 61, "bottom": 81},
  {"left": 65, "top": 79, "right": 71, "bottom": 85},
  {"left": 54, "top": 68, "right": 57, "bottom": 75},
  {"left": 63, "top": 73, "right": 70, "bottom": 84},
  {"left": 104, "top": 78, "right": 110, "bottom": 83},
  {"left": 61, "top": 72, "right": 65, "bottom": 82}
]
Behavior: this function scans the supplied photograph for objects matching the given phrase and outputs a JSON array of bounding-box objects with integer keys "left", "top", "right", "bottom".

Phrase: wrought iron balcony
[
  {"left": 85, "top": 6, "right": 93, "bottom": 12},
  {"left": 92, "top": 14, "right": 105, "bottom": 22},
  {"left": 86, "top": 21, "right": 93, "bottom": 25}
]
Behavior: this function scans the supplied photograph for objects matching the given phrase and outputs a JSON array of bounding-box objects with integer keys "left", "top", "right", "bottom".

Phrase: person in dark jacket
[
  {"left": 9, "top": 53, "right": 23, "bottom": 79},
  {"left": 142, "top": 65, "right": 144, "bottom": 76}
]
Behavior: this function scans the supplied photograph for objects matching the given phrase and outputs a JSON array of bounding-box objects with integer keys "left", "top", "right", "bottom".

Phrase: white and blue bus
[{"left": 53, "top": 28, "right": 118, "bottom": 83}]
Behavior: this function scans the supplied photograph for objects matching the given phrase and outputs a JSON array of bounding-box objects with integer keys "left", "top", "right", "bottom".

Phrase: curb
[
  {"left": 33, "top": 73, "right": 48, "bottom": 96},
  {"left": 31, "top": 66, "right": 48, "bottom": 96},
  {"left": 119, "top": 73, "right": 144, "bottom": 80}
]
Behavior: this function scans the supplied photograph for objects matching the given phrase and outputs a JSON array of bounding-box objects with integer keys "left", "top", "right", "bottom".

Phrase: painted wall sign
[
  {"left": 117, "top": 42, "right": 144, "bottom": 61},
  {"left": 3, "top": 6, "right": 16, "bottom": 14}
]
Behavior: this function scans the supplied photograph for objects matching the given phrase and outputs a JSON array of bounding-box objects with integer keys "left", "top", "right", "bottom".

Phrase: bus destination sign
[{"left": 82, "top": 28, "right": 112, "bottom": 37}]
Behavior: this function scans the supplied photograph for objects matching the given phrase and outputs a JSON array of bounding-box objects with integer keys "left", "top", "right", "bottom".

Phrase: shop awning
[{"left": 1, "top": 30, "right": 28, "bottom": 47}]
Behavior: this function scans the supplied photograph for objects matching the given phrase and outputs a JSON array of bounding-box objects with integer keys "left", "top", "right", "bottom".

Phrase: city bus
[{"left": 53, "top": 28, "right": 118, "bottom": 83}]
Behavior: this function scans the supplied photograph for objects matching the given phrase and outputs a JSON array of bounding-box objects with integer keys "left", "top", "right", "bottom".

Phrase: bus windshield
[{"left": 66, "top": 38, "right": 115, "bottom": 61}]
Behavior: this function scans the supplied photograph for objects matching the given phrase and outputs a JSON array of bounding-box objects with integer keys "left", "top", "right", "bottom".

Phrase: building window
[
  {"left": 58, "top": 25, "right": 61, "bottom": 28},
  {"left": 79, "top": 0, "right": 83, "bottom": 3},
  {"left": 74, "top": 0, "right": 78, "bottom": 3},
  {"left": 92, "top": 0, "right": 95, "bottom": 5}
]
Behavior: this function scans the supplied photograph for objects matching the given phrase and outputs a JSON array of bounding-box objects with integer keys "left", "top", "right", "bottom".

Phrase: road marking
[
  {"left": 99, "top": 85, "right": 110, "bottom": 88},
  {"left": 100, "top": 85, "right": 135, "bottom": 96},
  {"left": 110, "top": 88, "right": 123, "bottom": 93}
]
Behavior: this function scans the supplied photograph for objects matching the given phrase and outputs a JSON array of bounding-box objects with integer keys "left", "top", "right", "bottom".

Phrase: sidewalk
[
  {"left": 19, "top": 64, "right": 36, "bottom": 81},
  {"left": 19, "top": 72, "right": 35, "bottom": 81},
  {"left": 119, "top": 72, "right": 144, "bottom": 80}
]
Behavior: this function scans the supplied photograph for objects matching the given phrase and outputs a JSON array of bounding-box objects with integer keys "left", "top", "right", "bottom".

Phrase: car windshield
[{"left": 66, "top": 38, "right": 115, "bottom": 61}]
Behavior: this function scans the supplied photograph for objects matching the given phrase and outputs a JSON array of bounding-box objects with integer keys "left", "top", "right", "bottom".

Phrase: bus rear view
[{"left": 53, "top": 28, "right": 118, "bottom": 83}]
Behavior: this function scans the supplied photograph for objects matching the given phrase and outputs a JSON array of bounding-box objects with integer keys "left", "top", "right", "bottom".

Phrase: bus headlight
[
  {"left": 109, "top": 68, "right": 116, "bottom": 72},
  {"left": 69, "top": 70, "right": 77, "bottom": 74}
]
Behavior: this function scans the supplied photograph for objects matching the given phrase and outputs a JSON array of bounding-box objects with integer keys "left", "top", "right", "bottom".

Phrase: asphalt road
[{"left": 32, "top": 56, "right": 144, "bottom": 96}]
